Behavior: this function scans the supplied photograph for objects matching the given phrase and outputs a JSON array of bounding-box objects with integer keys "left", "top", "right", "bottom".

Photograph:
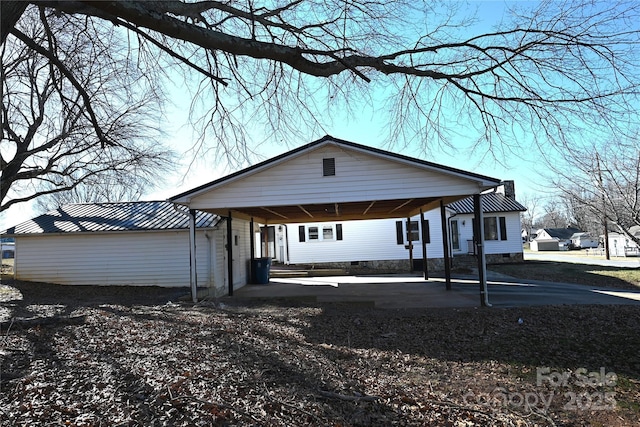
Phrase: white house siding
[
  {"left": 221, "top": 218, "right": 251, "bottom": 291},
  {"left": 287, "top": 210, "right": 523, "bottom": 267},
  {"left": 188, "top": 144, "right": 483, "bottom": 211},
  {"left": 607, "top": 233, "right": 639, "bottom": 257},
  {"left": 14, "top": 230, "right": 219, "bottom": 288},
  {"left": 287, "top": 210, "right": 445, "bottom": 264}
]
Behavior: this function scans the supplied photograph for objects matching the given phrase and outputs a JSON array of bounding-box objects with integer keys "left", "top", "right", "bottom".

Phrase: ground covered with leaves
[{"left": 1, "top": 279, "right": 639, "bottom": 426}]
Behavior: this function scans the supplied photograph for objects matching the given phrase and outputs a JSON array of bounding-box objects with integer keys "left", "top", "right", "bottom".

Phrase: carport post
[
  {"left": 249, "top": 218, "right": 255, "bottom": 284},
  {"left": 473, "top": 194, "right": 490, "bottom": 307},
  {"left": 227, "top": 211, "right": 233, "bottom": 296},
  {"left": 407, "top": 216, "right": 414, "bottom": 272},
  {"left": 440, "top": 200, "right": 452, "bottom": 290},
  {"left": 420, "top": 210, "right": 428, "bottom": 280},
  {"left": 188, "top": 209, "right": 198, "bottom": 303}
]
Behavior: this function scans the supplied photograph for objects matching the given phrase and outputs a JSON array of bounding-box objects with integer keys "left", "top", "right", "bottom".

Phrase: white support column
[{"left": 189, "top": 209, "right": 198, "bottom": 303}]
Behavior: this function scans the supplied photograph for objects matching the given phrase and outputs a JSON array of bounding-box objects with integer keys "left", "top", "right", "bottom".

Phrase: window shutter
[
  {"left": 396, "top": 221, "right": 404, "bottom": 245},
  {"left": 499, "top": 217, "right": 507, "bottom": 240},
  {"left": 422, "top": 220, "right": 431, "bottom": 243},
  {"left": 323, "top": 158, "right": 336, "bottom": 176},
  {"left": 298, "top": 225, "right": 305, "bottom": 242},
  {"left": 336, "top": 224, "right": 343, "bottom": 240}
]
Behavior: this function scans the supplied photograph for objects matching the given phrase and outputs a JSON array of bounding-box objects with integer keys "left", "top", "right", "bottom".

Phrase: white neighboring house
[
  {"left": 284, "top": 183, "right": 527, "bottom": 271},
  {"left": 530, "top": 227, "right": 582, "bottom": 251},
  {"left": 605, "top": 226, "right": 640, "bottom": 257},
  {"left": 2, "top": 201, "right": 252, "bottom": 296},
  {"left": 570, "top": 232, "right": 599, "bottom": 249}
]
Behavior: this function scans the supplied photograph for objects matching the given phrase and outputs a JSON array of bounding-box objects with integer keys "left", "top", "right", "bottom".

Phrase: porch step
[{"left": 270, "top": 268, "right": 347, "bottom": 278}]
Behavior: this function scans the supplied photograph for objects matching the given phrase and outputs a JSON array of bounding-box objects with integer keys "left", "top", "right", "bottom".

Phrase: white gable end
[{"left": 189, "top": 143, "right": 483, "bottom": 210}]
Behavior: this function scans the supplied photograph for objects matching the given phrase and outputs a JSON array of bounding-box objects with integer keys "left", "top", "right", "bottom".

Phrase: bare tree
[
  {"left": 539, "top": 199, "right": 570, "bottom": 229},
  {"left": 2, "top": 1, "right": 640, "bottom": 208},
  {"left": 549, "top": 137, "right": 640, "bottom": 246},
  {"left": 519, "top": 192, "right": 543, "bottom": 238},
  {"left": 1, "top": 7, "right": 174, "bottom": 212}
]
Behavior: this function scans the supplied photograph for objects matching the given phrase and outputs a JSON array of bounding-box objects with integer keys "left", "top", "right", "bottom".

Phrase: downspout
[{"left": 283, "top": 224, "right": 290, "bottom": 264}]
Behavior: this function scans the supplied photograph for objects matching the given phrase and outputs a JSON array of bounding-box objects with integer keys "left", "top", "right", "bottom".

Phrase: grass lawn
[{"left": 489, "top": 260, "right": 640, "bottom": 290}]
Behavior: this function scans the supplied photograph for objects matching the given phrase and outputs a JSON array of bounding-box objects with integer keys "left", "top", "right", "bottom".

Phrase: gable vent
[{"left": 323, "top": 158, "right": 336, "bottom": 176}]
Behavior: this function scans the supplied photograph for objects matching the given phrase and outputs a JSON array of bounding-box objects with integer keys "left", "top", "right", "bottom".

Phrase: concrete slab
[{"left": 230, "top": 274, "right": 640, "bottom": 309}]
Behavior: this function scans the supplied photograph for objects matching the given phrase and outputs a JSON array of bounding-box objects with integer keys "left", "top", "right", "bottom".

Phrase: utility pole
[{"left": 596, "top": 154, "right": 610, "bottom": 260}]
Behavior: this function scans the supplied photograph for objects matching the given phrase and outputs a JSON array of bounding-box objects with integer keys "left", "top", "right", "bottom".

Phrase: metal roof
[
  {"left": 2, "top": 201, "right": 221, "bottom": 235},
  {"left": 447, "top": 192, "right": 527, "bottom": 214}
]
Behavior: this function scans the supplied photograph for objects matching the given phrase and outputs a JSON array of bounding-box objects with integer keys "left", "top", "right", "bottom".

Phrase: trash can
[{"left": 251, "top": 257, "right": 272, "bottom": 284}]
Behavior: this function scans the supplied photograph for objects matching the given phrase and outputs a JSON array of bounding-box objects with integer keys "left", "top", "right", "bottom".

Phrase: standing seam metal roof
[
  {"left": 2, "top": 201, "right": 221, "bottom": 235},
  {"left": 447, "top": 192, "right": 527, "bottom": 214}
]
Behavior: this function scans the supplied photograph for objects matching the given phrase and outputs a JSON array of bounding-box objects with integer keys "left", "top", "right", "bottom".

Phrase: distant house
[
  {"left": 2, "top": 201, "right": 251, "bottom": 296},
  {"left": 605, "top": 226, "right": 640, "bottom": 257},
  {"left": 531, "top": 227, "right": 583, "bottom": 251},
  {"left": 283, "top": 183, "right": 527, "bottom": 270},
  {"left": 570, "top": 232, "right": 599, "bottom": 249}
]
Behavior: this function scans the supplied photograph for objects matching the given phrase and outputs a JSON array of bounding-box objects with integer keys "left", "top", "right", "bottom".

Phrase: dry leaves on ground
[{"left": 1, "top": 279, "right": 639, "bottom": 426}]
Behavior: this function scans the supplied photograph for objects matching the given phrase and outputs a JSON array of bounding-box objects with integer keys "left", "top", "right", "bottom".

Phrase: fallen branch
[
  {"left": 264, "top": 383, "right": 325, "bottom": 423},
  {"left": 0, "top": 315, "right": 85, "bottom": 329},
  {"left": 317, "top": 389, "right": 380, "bottom": 402},
  {"left": 171, "top": 395, "right": 261, "bottom": 422}
]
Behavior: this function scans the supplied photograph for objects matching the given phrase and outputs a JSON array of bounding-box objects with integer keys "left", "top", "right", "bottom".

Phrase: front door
[
  {"left": 260, "top": 226, "right": 276, "bottom": 258},
  {"left": 451, "top": 220, "right": 460, "bottom": 251}
]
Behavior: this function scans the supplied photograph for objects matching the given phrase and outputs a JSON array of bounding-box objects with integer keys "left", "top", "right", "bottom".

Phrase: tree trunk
[{"left": 1, "top": 1, "right": 28, "bottom": 44}]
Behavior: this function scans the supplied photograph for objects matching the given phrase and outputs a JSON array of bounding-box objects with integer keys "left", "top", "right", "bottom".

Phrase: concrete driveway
[{"left": 231, "top": 273, "right": 640, "bottom": 309}]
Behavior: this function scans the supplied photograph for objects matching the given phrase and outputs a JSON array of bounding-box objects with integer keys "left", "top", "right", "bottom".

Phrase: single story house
[
  {"left": 2, "top": 201, "right": 251, "bottom": 297},
  {"left": 605, "top": 226, "right": 640, "bottom": 257},
  {"left": 530, "top": 227, "right": 582, "bottom": 251},
  {"left": 6, "top": 135, "right": 512, "bottom": 304},
  {"left": 570, "top": 232, "right": 599, "bottom": 249},
  {"left": 280, "top": 183, "right": 526, "bottom": 271}
]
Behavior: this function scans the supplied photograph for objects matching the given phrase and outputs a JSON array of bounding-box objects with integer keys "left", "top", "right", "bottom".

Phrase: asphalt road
[{"left": 524, "top": 251, "right": 640, "bottom": 268}]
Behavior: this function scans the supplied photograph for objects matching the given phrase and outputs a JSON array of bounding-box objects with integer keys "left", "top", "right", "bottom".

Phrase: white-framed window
[
  {"left": 483, "top": 216, "right": 508, "bottom": 241},
  {"left": 308, "top": 226, "right": 319, "bottom": 240},
  {"left": 298, "top": 224, "right": 343, "bottom": 242},
  {"left": 322, "top": 225, "right": 334, "bottom": 240}
]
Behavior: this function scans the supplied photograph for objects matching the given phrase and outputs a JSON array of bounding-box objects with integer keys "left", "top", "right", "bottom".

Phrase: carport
[{"left": 170, "top": 136, "right": 502, "bottom": 304}]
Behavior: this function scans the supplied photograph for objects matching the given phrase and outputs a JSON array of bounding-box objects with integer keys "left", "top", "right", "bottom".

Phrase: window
[
  {"left": 483, "top": 216, "right": 507, "bottom": 241},
  {"left": 323, "top": 158, "right": 336, "bottom": 176},
  {"left": 408, "top": 221, "right": 420, "bottom": 241},
  {"left": 323, "top": 225, "right": 334, "bottom": 240},
  {"left": 484, "top": 217, "right": 498, "bottom": 240},
  {"left": 336, "top": 224, "right": 343, "bottom": 240},
  {"left": 298, "top": 225, "right": 306, "bottom": 242},
  {"left": 396, "top": 219, "right": 429, "bottom": 244},
  {"left": 308, "top": 226, "right": 319, "bottom": 240}
]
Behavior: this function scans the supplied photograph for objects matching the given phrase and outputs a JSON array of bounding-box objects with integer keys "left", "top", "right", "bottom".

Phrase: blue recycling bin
[{"left": 252, "top": 257, "right": 272, "bottom": 284}]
